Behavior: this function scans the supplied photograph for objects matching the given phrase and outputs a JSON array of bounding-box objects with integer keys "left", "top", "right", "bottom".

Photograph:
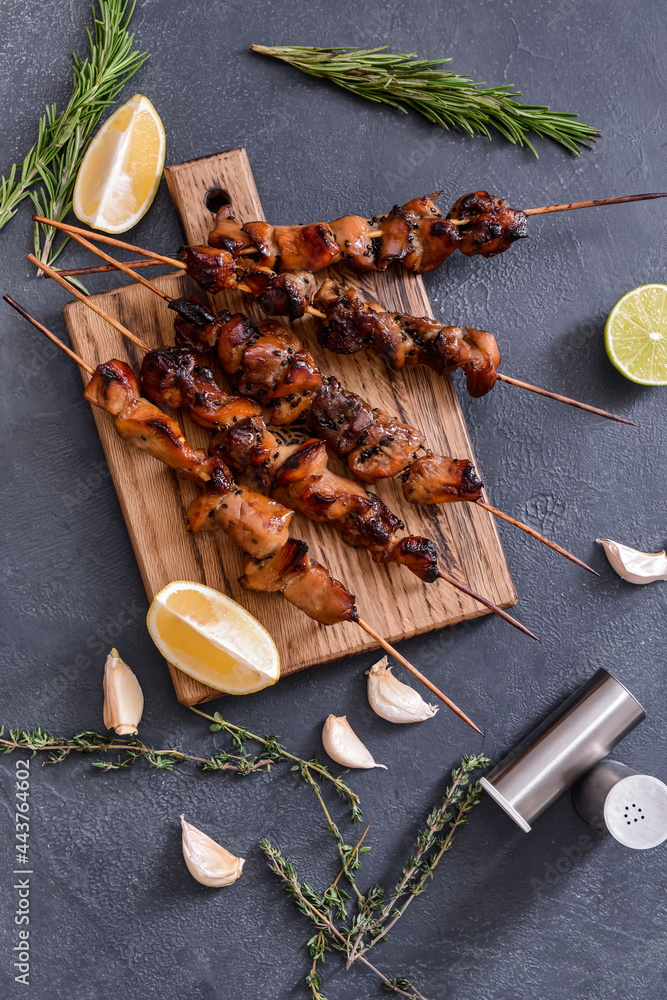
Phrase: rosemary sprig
[
  {"left": 0, "top": 0, "right": 148, "bottom": 267},
  {"left": 262, "top": 753, "right": 490, "bottom": 998},
  {"left": 250, "top": 45, "right": 600, "bottom": 156}
]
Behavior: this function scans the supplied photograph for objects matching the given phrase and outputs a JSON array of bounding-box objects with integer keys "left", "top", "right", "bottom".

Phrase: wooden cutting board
[{"left": 64, "top": 148, "right": 516, "bottom": 706}]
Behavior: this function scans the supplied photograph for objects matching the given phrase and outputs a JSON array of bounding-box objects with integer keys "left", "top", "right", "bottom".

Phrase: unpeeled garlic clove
[
  {"left": 366, "top": 656, "right": 438, "bottom": 724},
  {"left": 321, "top": 714, "right": 387, "bottom": 770},
  {"left": 180, "top": 816, "right": 245, "bottom": 887},
  {"left": 103, "top": 647, "right": 144, "bottom": 736},
  {"left": 597, "top": 539, "right": 667, "bottom": 585}
]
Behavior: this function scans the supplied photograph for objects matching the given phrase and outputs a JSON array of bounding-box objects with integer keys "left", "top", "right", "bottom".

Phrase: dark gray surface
[{"left": 1, "top": 1, "right": 666, "bottom": 997}]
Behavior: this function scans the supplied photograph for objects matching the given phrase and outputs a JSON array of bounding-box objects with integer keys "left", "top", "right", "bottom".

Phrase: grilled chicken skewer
[
  {"left": 44, "top": 215, "right": 634, "bottom": 425},
  {"left": 39, "top": 189, "right": 667, "bottom": 282},
  {"left": 28, "top": 256, "right": 538, "bottom": 643},
  {"left": 62, "top": 232, "right": 592, "bottom": 575},
  {"left": 5, "top": 294, "right": 485, "bottom": 731}
]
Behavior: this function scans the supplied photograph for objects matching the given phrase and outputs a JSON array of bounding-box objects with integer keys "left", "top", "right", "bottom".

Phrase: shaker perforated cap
[{"left": 574, "top": 760, "right": 667, "bottom": 850}]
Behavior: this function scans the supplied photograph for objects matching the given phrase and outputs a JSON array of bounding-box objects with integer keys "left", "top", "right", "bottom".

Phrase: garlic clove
[
  {"left": 597, "top": 539, "right": 667, "bottom": 585},
  {"left": 321, "top": 714, "right": 387, "bottom": 770},
  {"left": 180, "top": 816, "right": 245, "bottom": 887},
  {"left": 367, "top": 656, "right": 438, "bottom": 724},
  {"left": 103, "top": 647, "right": 144, "bottom": 736}
]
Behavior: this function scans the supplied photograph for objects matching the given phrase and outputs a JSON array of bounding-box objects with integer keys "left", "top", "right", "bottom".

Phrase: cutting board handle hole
[{"left": 204, "top": 188, "right": 231, "bottom": 214}]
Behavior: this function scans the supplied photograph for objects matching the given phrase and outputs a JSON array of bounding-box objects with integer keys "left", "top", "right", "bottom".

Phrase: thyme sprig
[
  {"left": 250, "top": 45, "right": 600, "bottom": 156},
  {"left": 262, "top": 753, "right": 489, "bottom": 998},
  {"left": 1, "top": 717, "right": 485, "bottom": 998},
  {"left": 0, "top": 0, "right": 148, "bottom": 268},
  {"left": 191, "top": 708, "right": 363, "bottom": 822}
]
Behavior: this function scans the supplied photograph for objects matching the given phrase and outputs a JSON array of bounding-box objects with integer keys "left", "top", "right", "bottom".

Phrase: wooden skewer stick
[
  {"left": 48, "top": 258, "right": 168, "bottom": 277},
  {"left": 26, "top": 255, "right": 151, "bottom": 354},
  {"left": 49, "top": 237, "right": 590, "bottom": 585},
  {"left": 32, "top": 215, "right": 186, "bottom": 269},
  {"left": 524, "top": 193, "right": 667, "bottom": 216},
  {"left": 476, "top": 501, "right": 598, "bottom": 575},
  {"left": 357, "top": 618, "right": 483, "bottom": 734},
  {"left": 54, "top": 230, "right": 174, "bottom": 303},
  {"left": 3, "top": 296, "right": 94, "bottom": 374},
  {"left": 3, "top": 294, "right": 483, "bottom": 732},
  {"left": 497, "top": 373, "right": 637, "bottom": 426}
]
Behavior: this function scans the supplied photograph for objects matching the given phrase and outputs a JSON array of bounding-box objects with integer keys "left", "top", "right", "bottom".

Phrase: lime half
[{"left": 604, "top": 284, "right": 667, "bottom": 386}]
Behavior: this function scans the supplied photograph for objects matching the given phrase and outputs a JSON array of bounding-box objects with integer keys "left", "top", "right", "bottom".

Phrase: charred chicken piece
[
  {"left": 448, "top": 191, "right": 528, "bottom": 258},
  {"left": 267, "top": 439, "right": 438, "bottom": 581},
  {"left": 177, "top": 246, "right": 238, "bottom": 294},
  {"left": 240, "top": 537, "right": 358, "bottom": 626},
  {"left": 241, "top": 264, "right": 317, "bottom": 320},
  {"left": 207, "top": 204, "right": 256, "bottom": 255},
  {"left": 307, "top": 377, "right": 424, "bottom": 482},
  {"left": 328, "top": 214, "right": 380, "bottom": 271},
  {"left": 462, "top": 327, "right": 501, "bottom": 397},
  {"left": 313, "top": 280, "right": 501, "bottom": 394},
  {"left": 170, "top": 297, "right": 221, "bottom": 352},
  {"left": 375, "top": 193, "right": 461, "bottom": 273},
  {"left": 185, "top": 473, "right": 293, "bottom": 560},
  {"left": 216, "top": 313, "right": 323, "bottom": 424},
  {"left": 314, "top": 280, "right": 407, "bottom": 368},
  {"left": 84, "top": 359, "right": 215, "bottom": 480},
  {"left": 402, "top": 455, "right": 483, "bottom": 505}
]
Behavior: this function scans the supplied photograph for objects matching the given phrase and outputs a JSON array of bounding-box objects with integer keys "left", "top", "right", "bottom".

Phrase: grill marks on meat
[
  {"left": 84, "top": 359, "right": 215, "bottom": 480},
  {"left": 199, "top": 190, "right": 525, "bottom": 279},
  {"left": 307, "top": 377, "right": 424, "bottom": 483},
  {"left": 448, "top": 191, "right": 528, "bottom": 258},
  {"left": 402, "top": 456, "right": 483, "bottom": 505},
  {"left": 240, "top": 537, "right": 358, "bottom": 625},
  {"left": 84, "top": 359, "right": 297, "bottom": 561},
  {"left": 211, "top": 311, "right": 483, "bottom": 508},
  {"left": 85, "top": 357, "right": 356, "bottom": 625},
  {"left": 185, "top": 476, "right": 293, "bottom": 560},
  {"left": 313, "top": 280, "right": 501, "bottom": 397}
]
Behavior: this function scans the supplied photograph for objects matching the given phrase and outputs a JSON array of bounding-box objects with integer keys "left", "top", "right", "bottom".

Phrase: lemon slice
[
  {"left": 605, "top": 284, "right": 667, "bottom": 386},
  {"left": 73, "top": 94, "right": 165, "bottom": 234},
  {"left": 147, "top": 582, "right": 280, "bottom": 695}
]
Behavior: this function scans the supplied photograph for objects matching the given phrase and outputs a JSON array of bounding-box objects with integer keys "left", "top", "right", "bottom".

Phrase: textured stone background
[{"left": 1, "top": 1, "right": 665, "bottom": 997}]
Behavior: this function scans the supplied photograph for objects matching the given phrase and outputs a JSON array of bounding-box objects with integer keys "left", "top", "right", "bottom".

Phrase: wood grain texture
[{"left": 64, "top": 148, "right": 515, "bottom": 707}]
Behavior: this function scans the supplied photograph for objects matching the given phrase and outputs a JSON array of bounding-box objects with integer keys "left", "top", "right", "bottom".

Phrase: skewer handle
[
  {"left": 497, "top": 373, "right": 638, "bottom": 426},
  {"left": 3, "top": 296, "right": 95, "bottom": 374},
  {"left": 56, "top": 259, "right": 164, "bottom": 278},
  {"left": 524, "top": 193, "right": 667, "bottom": 216},
  {"left": 356, "top": 618, "right": 483, "bottom": 734},
  {"left": 476, "top": 501, "right": 598, "bottom": 575},
  {"left": 63, "top": 230, "right": 173, "bottom": 303},
  {"left": 26, "top": 254, "right": 151, "bottom": 354},
  {"left": 31, "top": 215, "right": 186, "bottom": 269}
]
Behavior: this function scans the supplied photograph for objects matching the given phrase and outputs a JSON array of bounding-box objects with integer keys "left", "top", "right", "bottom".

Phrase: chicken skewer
[
  {"left": 4, "top": 294, "right": 485, "bottom": 731},
  {"left": 52, "top": 235, "right": 595, "bottom": 576},
  {"left": 21, "top": 259, "right": 539, "bottom": 643},
  {"left": 42, "top": 215, "right": 635, "bottom": 425}
]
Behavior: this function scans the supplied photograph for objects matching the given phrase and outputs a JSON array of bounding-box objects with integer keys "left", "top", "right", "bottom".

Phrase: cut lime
[{"left": 604, "top": 284, "right": 667, "bottom": 386}]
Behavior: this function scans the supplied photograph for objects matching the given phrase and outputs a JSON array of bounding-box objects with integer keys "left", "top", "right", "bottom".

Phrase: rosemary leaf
[
  {"left": 250, "top": 45, "right": 600, "bottom": 156},
  {"left": 0, "top": 0, "right": 148, "bottom": 267}
]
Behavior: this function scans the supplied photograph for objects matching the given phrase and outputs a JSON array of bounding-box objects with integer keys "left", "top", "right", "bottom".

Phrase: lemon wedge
[
  {"left": 147, "top": 582, "right": 280, "bottom": 695},
  {"left": 604, "top": 284, "right": 667, "bottom": 386},
  {"left": 73, "top": 94, "right": 165, "bottom": 234}
]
